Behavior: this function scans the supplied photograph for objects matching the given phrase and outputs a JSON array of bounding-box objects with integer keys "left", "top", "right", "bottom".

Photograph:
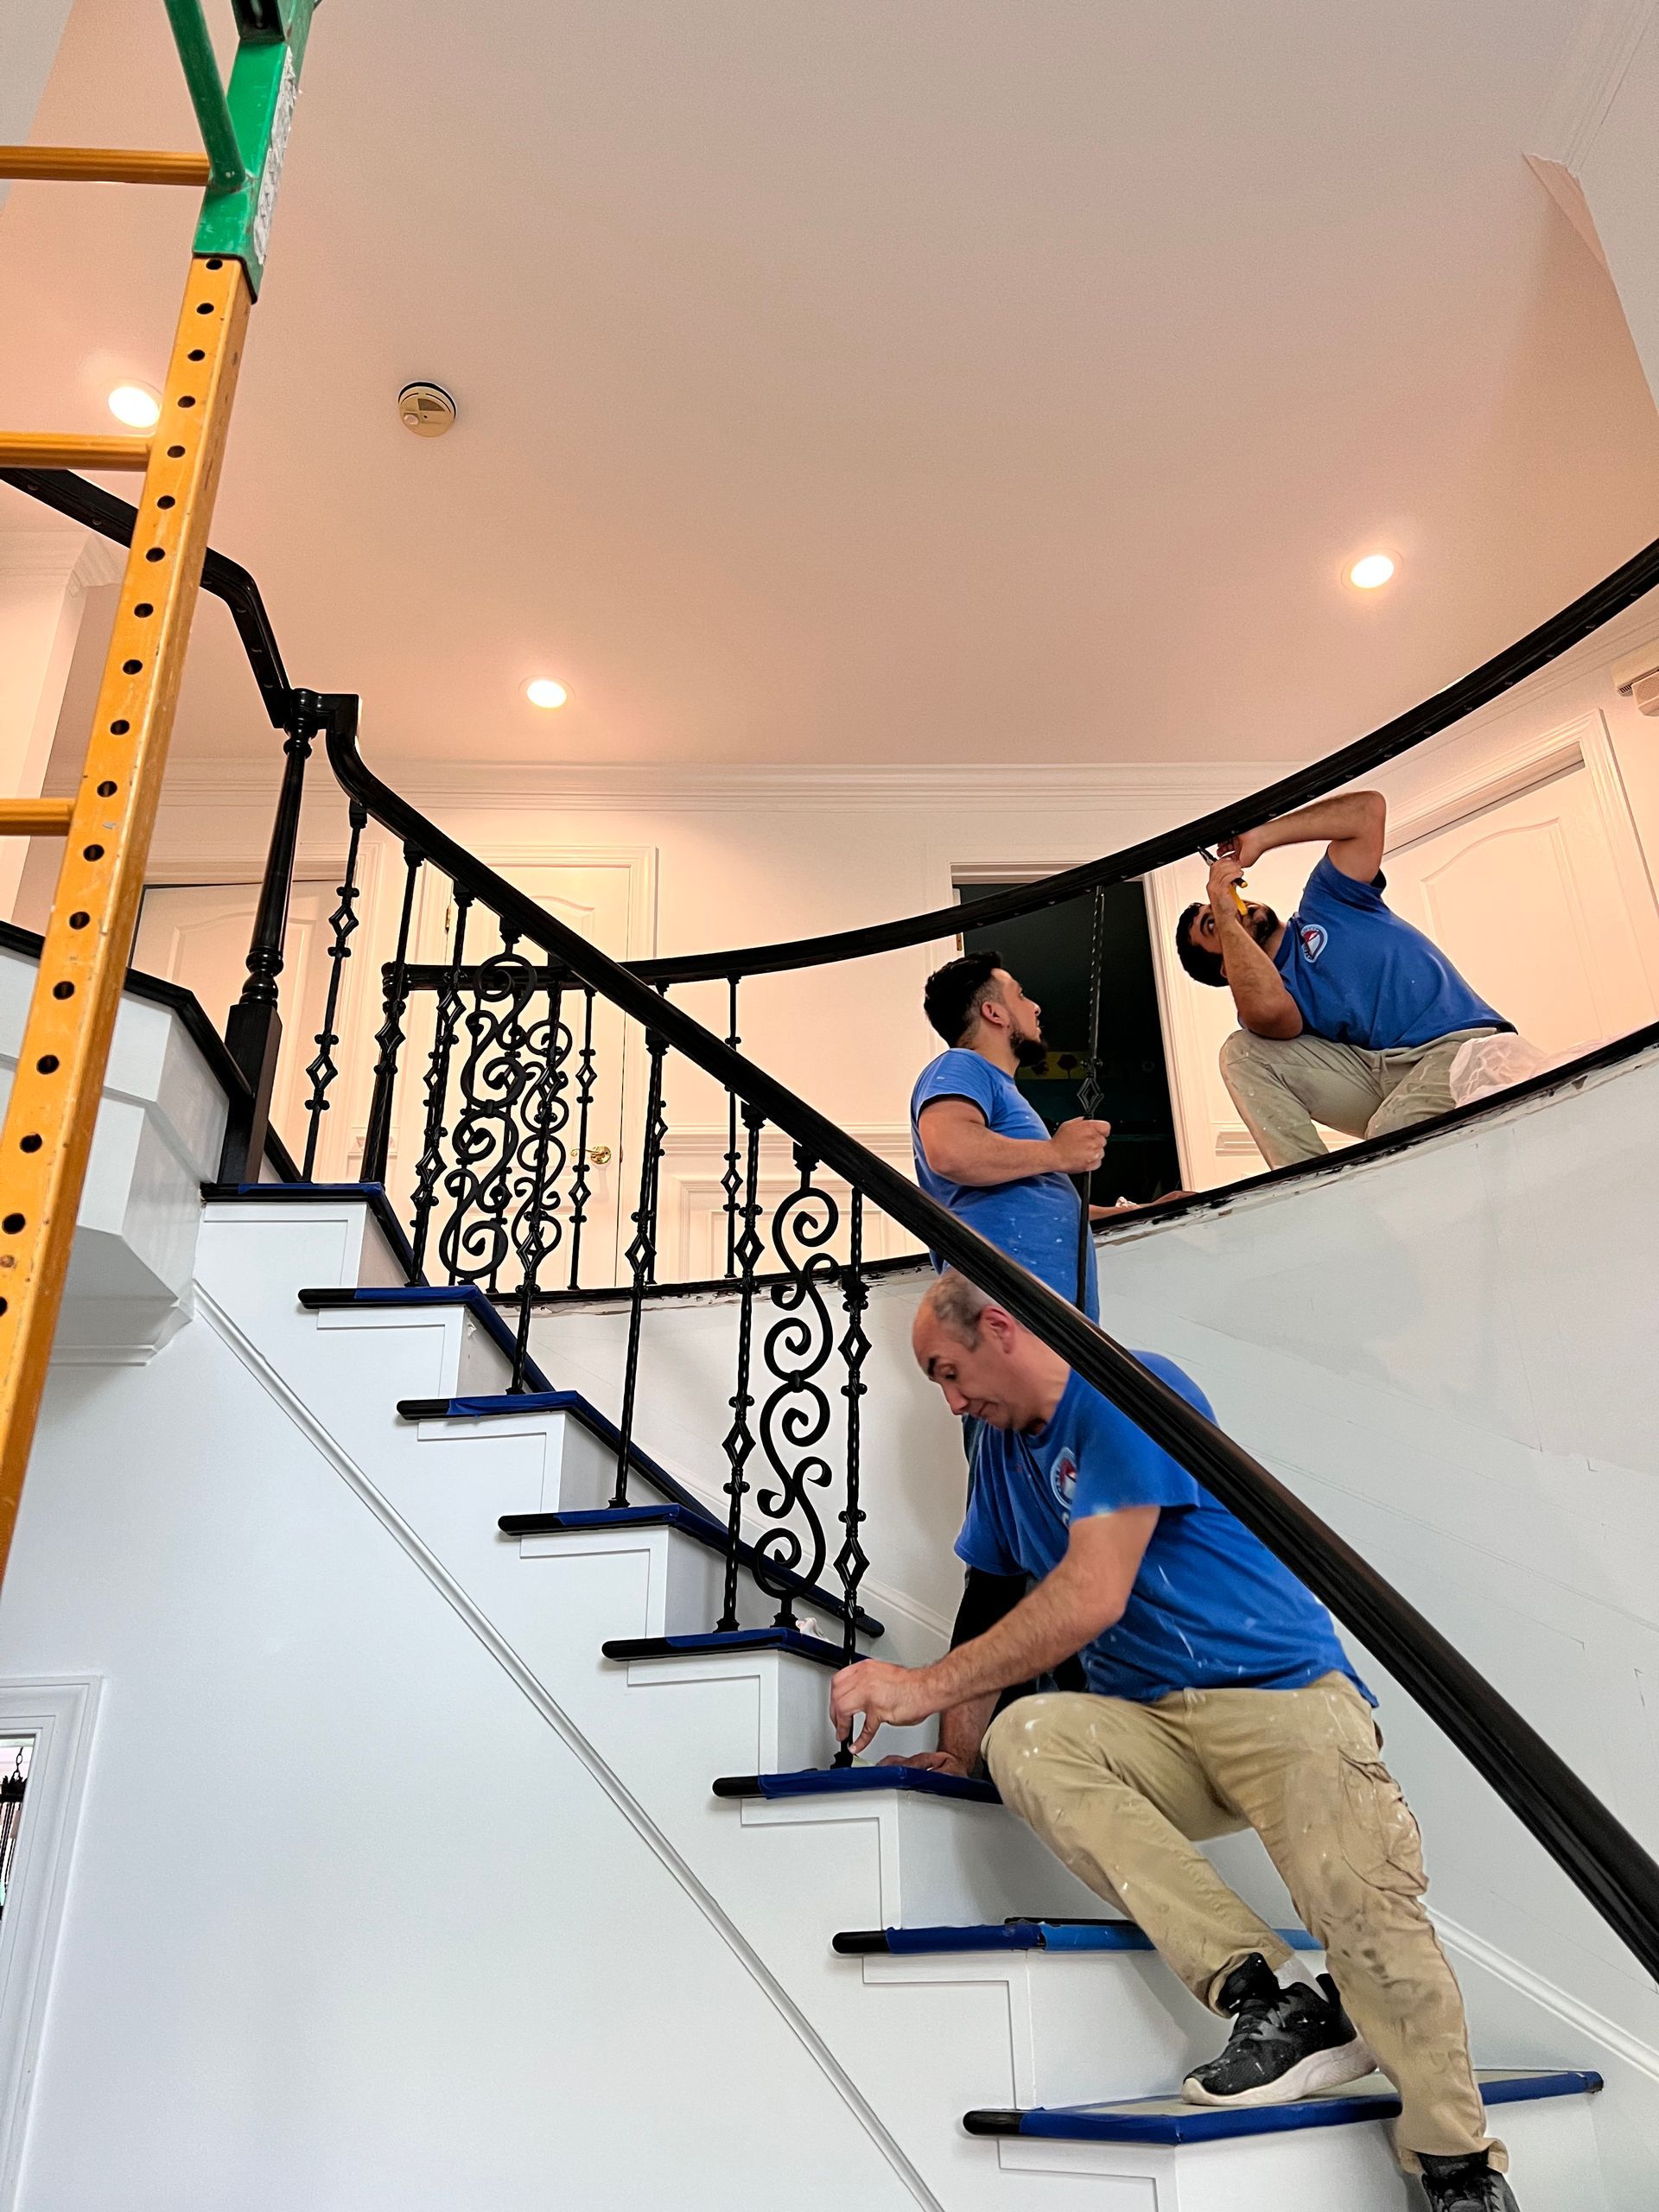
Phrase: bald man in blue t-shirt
[{"left": 1174, "top": 791, "right": 1507, "bottom": 1169}]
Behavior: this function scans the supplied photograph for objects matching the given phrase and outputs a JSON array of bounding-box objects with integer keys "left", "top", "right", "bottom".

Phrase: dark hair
[
  {"left": 923, "top": 950, "right": 1006, "bottom": 1046},
  {"left": 1174, "top": 904, "right": 1226, "bottom": 987}
]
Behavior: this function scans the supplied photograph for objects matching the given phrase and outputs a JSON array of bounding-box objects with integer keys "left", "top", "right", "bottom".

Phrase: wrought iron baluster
[
  {"left": 718, "top": 1104, "right": 766, "bottom": 1632},
  {"left": 834, "top": 1192, "right": 870, "bottom": 1715},
  {"left": 1073, "top": 884, "right": 1108, "bottom": 1309},
  {"left": 721, "top": 976, "right": 742, "bottom": 1279},
  {"left": 0, "top": 1746, "right": 26, "bottom": 1920},
  {"left": 755, "top": 1147, "right": 840, "bottom": 1629},
  {"left": 436, "top": 941, "right": 537, "bottom": 1294},
  {"left": 359, "top": 844, "right": 423, "bottom": 1187},
  {"left": 613, "top": 1031, "right": 669, "bottom": 1506},
  {"left": 566, "top": 988, "right": 598, "bottom": 1289},
  {"left": 301, "top": 797, "right": 368, "bottom": 1182},
  {"left": 410, "top": 887, "right": 471, "bottom": 1278},
  {"left": 507, "top": 984, "right": 570, "bottom": 1391}
]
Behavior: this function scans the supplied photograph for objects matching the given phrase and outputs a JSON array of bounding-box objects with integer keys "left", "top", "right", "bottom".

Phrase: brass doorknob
[{"left": 585, "top": 1144, "right": 613, "bottom": 1166}]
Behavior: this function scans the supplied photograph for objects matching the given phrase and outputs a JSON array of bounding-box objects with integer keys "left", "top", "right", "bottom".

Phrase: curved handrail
[
  {"left": 328, "top": 712, "right": 1659, "bottom": 1987},
  {"left": 10, "top": 465, "right": 1659, "bottom": 982}
]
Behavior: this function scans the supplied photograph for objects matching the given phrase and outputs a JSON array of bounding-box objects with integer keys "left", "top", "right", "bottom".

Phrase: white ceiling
[{"left": 3, "top": 0, "right": 1658, "bottom": 768}]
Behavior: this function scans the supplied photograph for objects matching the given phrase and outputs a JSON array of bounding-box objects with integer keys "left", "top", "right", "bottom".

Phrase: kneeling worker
[
  {"left": 830, "top": 1274, "right": 1517, "bottom": 2212},
  {"left": 1174, "top": 790, "right": 1507, "bottom": 1168}
]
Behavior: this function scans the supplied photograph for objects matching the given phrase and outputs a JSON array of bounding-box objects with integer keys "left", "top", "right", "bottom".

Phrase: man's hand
[
  {"left": 1220, "top": 828, "right": 1268, "bottom": 869},
  {"left": 831, "top": 1659, "right": 941, "bottom": 1755},
  {"left": 1049, "top": 1117, "right": 1111, "bottom": 1173},
  {"left": 878, "top": 1748, "right": 971, "bottom": 1778},
  {"left": 1207, "top": 855, "right": 1248, "bottom": 910}
]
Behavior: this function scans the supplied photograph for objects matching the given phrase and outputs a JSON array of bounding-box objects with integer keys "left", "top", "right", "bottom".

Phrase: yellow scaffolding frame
[{"left": 0, "top": 1, "right": 319, "bottom": 1579}]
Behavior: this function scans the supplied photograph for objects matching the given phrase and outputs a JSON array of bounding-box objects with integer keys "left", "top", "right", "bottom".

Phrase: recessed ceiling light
[
  {"left": 525, "top": 678, "right": 568, "bottom": 710},
  {"left": 1346, "top": 552, "right": 1396, "bottom": 591},
  {"left": 107, "top": 383, "right": 161, "bottom": 429}
]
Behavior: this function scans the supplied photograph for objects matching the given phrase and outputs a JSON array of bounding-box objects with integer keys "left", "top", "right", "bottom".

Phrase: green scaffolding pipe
[{"left": 162, "top": 0, "right": 247, "bottom": 195}]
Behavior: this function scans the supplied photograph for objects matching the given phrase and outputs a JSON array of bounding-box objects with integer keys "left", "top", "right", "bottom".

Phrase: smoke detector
[{"left": 397, "top": 381, "right": 456, "bottom": 437}]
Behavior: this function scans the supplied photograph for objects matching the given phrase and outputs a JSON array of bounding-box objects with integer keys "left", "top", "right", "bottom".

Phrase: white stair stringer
[{"left": 193, "top": 1202, "right": 1611, "bottom": 2211}]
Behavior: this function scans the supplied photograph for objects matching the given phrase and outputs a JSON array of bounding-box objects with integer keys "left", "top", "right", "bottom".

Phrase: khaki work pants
[
  {"left": 983, "top": 1675, "right": 1503, "bottom": 2173},
  {"left": 1219, "top": 1025, "right": 1496, "bottom": 1170}
]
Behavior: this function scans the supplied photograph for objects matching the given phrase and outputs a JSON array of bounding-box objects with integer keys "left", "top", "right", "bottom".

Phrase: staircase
[{"left": 8, "top": 1180, "right": 1591, "bottom": 2209}]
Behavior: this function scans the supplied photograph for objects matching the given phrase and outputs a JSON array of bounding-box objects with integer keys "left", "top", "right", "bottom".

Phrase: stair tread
[
  {"left": 500, "top": 1507, "right": 884, "bottom": 1637},
  {"left": 714, "top": 1764, "right": 1000, "bottom": 1805},
  {"left": 963, "top": 2067, "right": 1604, "bottom": 2144},
  {"left": 604, "top": 1629, "right": 851, "bottom": 1669},
  {"left": 835, "top": 1918, "right": 1319, "bottom": 1955},
  {"left": 409, "top": 1388, "right": 715, "bottom": 1522},
  {"left": 205, "top": 1181, "right": 422, "bottom": 1285}
]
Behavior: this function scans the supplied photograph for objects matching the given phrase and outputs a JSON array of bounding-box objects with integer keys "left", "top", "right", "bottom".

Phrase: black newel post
[{"left": 218, "top": 689, "right": 321, "bottom": 1183}]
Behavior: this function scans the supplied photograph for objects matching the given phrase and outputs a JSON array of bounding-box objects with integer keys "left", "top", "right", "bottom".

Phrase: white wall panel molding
[
  {"left": 657, "top": 1122, "right": 920, "bottom": 1280},
  {"left": 0, "top": 1676, "right": 100, "bottom": 2212}
]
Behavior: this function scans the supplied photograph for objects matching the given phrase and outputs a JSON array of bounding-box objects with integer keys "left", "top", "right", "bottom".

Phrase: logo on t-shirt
[
  {"left": 1299, "top": 922, "right": 1328, "bottom": 962},
  {"left": 1051, "top": 1449, "right": 1078, "bottom": 1510}
]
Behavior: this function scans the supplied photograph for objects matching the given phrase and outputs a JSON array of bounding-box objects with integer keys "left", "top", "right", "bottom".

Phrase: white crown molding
[
  {"left": 1531, "top": 0, "right": 1659, "bottom": 169},
  {"left": 156, "top": 758, "right": 1304, "bottom": 816}
]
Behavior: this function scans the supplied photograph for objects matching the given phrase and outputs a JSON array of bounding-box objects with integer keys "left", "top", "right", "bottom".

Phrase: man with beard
[
  {"left": 1174, "top": 791, "right": 1508, "bottom": 1169},
  {"left": 912, "top": 952, "right": 1112, "bottom": 1318}
]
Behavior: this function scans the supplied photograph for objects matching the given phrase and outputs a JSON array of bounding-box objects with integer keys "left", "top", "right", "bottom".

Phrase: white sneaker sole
[{"left": 1181, "top": 2034, "right": 1380, "bottom": 2108}]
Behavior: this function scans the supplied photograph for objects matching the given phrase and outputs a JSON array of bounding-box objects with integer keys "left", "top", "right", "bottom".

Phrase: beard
[
  {"left": 1245, "top": 903, "right": 1281, "bottom": 944},
  {"left": 1012, "top": 1027, "right": 1047, "bottom": 1071}
]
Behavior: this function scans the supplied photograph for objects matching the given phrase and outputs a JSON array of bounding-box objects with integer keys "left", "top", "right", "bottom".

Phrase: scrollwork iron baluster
[
  {"left": 410, "top": 887, "right": 472, "bottom": 1278},
  {"left": 436, "top": 942, "right": 539, "bottom": 1293},
  {"left": 613, "top": 1030, "right": 669, "bottom": 1506},
  {"left": 754, "top": 1148, "right": 841, "bottom": 1629},
  {"left": 566, "top": 988, "right": 598, "bottom": 1289},
  {"left": 301, "top": 798, "right": 367, "bottom": 1181},
  {"left": 718, "top": 1104, "right": 766, "bottom": 1632},
  {"left": 507, "top": 985, "right": 569, "bottom": 1390},
  {"left": 834, "top": 1191, "right": 870, "bottom": 1710},
  {"left": 359, "top": 844, "right": 423, "bottom": 1186}
]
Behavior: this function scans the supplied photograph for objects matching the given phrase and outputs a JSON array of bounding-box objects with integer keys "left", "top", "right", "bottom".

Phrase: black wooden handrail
[
  {"left": 9, "top": 466, "right": 1659, "bottom": 982},
  {"left": 327, "top": 709, "right": 1659, "bottom": 1989}
]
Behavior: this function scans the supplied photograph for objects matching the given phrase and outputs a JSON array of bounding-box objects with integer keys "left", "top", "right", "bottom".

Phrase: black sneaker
[
  {"left": 1419, "top": 2152, "right": 1520, "bottom": 2210},
  {"left": 1182, "top": 1953, "right": 1377, "bottom": 2107}
]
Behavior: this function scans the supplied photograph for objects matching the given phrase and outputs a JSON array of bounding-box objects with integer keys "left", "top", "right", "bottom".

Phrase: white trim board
[{"left": 0, "top": 1677, "right": 100, "bottom": 2212}]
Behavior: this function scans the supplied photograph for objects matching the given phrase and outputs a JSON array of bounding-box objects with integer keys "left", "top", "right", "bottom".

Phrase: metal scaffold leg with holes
[{"left": 0, "top": 0, "right": 321, "bottom": 1573}]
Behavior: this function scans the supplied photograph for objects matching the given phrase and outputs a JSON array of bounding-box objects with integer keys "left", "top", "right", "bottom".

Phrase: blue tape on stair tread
[
  {"left": 721, "top": 1766, "right": 1001, "bottom": 1805},
  {"left": 869, "top": 1920, "right": 1319, "bottom": 1955},
  {"left": 979, "top": 2067, "right": 1603, "bottom": 2145}
]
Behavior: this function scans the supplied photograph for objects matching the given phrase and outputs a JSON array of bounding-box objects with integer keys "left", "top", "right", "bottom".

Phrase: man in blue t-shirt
[
  {"left": 829, "top": 1276, "right": 1516, "bottom": 2212},
  {"left": 1173, "top": 791, "right": 1507, "bottom": 1169},
  {"left": 911, "top": 951, "right": 1113, "bottom": 1318}
]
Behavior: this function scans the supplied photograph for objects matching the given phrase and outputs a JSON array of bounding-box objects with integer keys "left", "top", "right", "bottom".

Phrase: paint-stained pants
[
  {"left": 1218, "top": 1025, "right": 1497, "bottom": 1169},
  {"left": 982, "top": 1675, "right": 1503, "bottom": 2173}
]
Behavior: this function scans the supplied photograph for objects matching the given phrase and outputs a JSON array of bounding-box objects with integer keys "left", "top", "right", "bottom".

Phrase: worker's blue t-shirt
[
  {"left": 911, "top": 1049, "right": 1097, "bottom": 1319},
  {"left": 1274, "top": 855, "right": 1508, "bottom": 1052},
  {"left": 957, "top": 1358, "right": 1370, "bottom": 1706}
]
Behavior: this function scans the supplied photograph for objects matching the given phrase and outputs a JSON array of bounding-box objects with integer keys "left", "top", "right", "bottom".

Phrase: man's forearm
[
  {"left": 1213, "top": 902, "right": 1300, "bottom": 1035},
  {"left": 922, "top": 1567, "right": 1110, "bottom": 1712},
  {"left": 1242, "top": 792, "right": 1382, "bottom": 855}
]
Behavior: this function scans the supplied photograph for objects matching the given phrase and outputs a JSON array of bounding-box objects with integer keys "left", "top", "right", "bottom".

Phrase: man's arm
[
  {"left": 918, "top": 1096, "right": 1110, "bottom": 1185},
  {"left": 830, "top": 1510, "right": 1159, "bottom": 1755},
  {"left": 1208, "top": 858, "right": 1303, "bottom": 1040},
  {"left": 1230, "top": 791, "right": 1386, "bottom": 883}
]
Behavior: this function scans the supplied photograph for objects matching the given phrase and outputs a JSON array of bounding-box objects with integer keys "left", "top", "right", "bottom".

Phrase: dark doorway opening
[{"left": 957, "top": 881, "right": 1183, "bottom": 1205}]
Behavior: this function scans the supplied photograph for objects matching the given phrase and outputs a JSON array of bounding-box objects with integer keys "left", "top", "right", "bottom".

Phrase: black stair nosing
[
  {"left": 296, "top": 1283, "right": 554, "bottom": 1393},
  {"left": 395, "top": 1387, "right": 715, "bottom": 1529},
  {"left": 602, "top": 1628, "right": 851, "bottom": 1670},
  {"left": 202, "top": 1179, "right": 423, "bottom": 1286},
  {"left": 962, "top": 2110, "right": 1023, "bottom": 2138},
  {"left": 499, "top": 1506, "right": 884, "bottom": 1639},
  {"left": 711, "top": 1765, "right": 1001, "bottom": 1806}
]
